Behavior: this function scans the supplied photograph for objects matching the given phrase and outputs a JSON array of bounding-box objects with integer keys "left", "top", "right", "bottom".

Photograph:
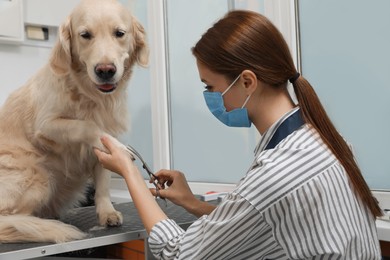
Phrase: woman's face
[{"left": 196, "top": 60, "right": 247, "bottom": 112}]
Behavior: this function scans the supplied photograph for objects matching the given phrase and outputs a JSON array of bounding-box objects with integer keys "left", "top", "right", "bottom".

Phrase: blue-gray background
[{"left": 299, "top": 0, "right": 390, "bottom": 189}]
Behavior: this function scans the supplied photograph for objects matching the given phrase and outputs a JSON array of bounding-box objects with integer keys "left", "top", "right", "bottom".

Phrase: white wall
[{"left": 0, "top": 44, "right": 51, "bottom": 105}]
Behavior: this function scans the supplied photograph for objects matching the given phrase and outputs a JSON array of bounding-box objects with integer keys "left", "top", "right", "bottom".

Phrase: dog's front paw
[{"left": 98, "top": 210, "right": 123, "bottom": 227}]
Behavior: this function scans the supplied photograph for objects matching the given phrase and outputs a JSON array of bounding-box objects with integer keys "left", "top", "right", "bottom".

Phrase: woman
[{"left": 94, "top": 10, "right": 382, "bottom": 259}]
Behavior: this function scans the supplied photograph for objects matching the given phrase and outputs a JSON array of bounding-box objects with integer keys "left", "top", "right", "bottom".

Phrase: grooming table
[{"left": 0, "top": 199, "right": 213, "bottom": 260}]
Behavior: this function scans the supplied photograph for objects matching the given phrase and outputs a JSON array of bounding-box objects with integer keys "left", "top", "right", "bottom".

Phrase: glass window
[
  {"left": 166, "top": 0, "right": 261, "bottom": 183},
  {"left": 299, "top": 0, "right": 390, "bottom": 189}
]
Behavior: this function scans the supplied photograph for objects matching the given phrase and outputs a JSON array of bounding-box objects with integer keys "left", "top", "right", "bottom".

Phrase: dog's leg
[
  {"left": 34, "top": 118, "right": 107, "bottom": 152},
  {"left": 94, "top": 166, "right": 123, "bottom": 226}
]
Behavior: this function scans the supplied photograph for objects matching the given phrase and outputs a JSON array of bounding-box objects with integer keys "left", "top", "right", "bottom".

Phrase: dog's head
[{"left": 50, "top": 0, "right": 148, "bottom": 94}]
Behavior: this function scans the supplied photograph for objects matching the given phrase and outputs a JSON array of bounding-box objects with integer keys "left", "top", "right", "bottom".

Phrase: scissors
[{"left": 125, "top": 144, "right": 166, "bottom": 205}]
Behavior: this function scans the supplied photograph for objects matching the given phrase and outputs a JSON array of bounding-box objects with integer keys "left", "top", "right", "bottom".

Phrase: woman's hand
[
  {"left": 93, "top": 135, "right": 135, "bottom": 177},
  {"left": 150, "top": 170, "right": 216, "bottom": 217},
  {"left": 150, "top": 170, "right": 196, "bottom": 208}
]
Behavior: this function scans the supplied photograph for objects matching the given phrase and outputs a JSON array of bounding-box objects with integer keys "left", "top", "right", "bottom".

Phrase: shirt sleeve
[
  {"left": 148, "top": 193, "right": 265, "bottom": 259},
  {"left": 148, "top": 218, "right": 185, "bottom": 259}
]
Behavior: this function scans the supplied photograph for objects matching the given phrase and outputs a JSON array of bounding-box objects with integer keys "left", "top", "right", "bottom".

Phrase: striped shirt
[{"left": 149, "top": 107, "right": 381, "bottom": 259}]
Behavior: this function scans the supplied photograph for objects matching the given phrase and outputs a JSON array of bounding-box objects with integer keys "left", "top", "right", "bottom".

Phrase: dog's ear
[
  {"left": 131, "top": 16, "right": 149, "bottom": 67},
  {"left": 50, "top": 17, "right": 72, "bottom": 75}
]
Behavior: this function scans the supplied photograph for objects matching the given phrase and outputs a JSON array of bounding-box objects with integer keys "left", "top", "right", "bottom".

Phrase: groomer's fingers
[
  {"left": 93, "top": 148, "right": 102, "bottom": 157},
  {"left": 149, "top": 188, "right": 159, "bottom": 197},
  {"left": 154, "top": 169, "right": 176, "bottom": 180},
  {"left": 94, "top": 147, "right": 111, "bottom": 163},
  {"left": 151, "top": 175, "right": 172, "bottom": 189},
  {"left": 149, "top": 187, "right": 169, "bottom": 200},
  {"left": 149, "top": 176, "right": 168, "bottom": 188},
  {"left": 101, "top": 135, "right": 129, "bottom": 154},
  {"left": 100, "top": 135, "right": 116, "bottom": 151},
  {"left": 149, "top": 188, "right": 161, "bottom": 198}
]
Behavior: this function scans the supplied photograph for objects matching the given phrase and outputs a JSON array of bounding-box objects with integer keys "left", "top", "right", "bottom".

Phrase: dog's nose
[{"left": 95, "top": 64, "right": 116, "bottom": 80}]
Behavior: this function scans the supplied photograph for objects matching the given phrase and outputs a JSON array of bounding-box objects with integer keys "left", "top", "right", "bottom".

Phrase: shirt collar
[{"left": 254, "top": 107, "right": 301, "bottom": 155}]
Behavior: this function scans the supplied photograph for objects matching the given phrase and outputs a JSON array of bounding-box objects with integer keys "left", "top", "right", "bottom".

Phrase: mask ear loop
[
  {"left": 241, "top": 94, "right": 251, "bottom": 108},
  {"left": 222, "top": 74, "right": 241, "bottom": 96}
]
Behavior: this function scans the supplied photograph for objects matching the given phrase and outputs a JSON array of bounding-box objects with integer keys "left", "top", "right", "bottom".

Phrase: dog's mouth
[{"left": 96, "top": 84, "right": 117, "bottom": 93}]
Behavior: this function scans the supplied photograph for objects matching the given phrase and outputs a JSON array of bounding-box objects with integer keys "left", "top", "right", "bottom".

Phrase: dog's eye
[
  {"left": 80, "top": 31, "right": 92, "bottom": 40},
  {"left": 115, "top": 30, "right": 125, "bottom": 38}
]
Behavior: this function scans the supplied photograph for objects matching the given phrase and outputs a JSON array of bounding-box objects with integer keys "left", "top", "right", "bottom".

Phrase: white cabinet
[
  {"left": 0, "top": 0, "right": 80, "bottom": 46},
  {"left": 23, "top": 0, "right": 80, "bottom": 27},
  {"left": 0, "top": 0, "right": 24, "bottom": 42}
]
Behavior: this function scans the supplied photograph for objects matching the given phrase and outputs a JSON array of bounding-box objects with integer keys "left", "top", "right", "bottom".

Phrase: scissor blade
[
  {"left": 126, "top": 144, "right": 166, "bottom": 204},
  {"left": 126, "top": 145, "right": 154, "bottom": 175}
]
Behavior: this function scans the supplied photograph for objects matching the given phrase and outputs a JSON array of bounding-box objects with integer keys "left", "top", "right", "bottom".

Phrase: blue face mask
[{"left": 203, "top": 75, "right": 252, "bottom": 127}]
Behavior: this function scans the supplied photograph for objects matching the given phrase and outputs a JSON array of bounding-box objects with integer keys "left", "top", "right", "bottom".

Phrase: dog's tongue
[{"left": 97, "top": 84, "right": 115, "bottom": 93}]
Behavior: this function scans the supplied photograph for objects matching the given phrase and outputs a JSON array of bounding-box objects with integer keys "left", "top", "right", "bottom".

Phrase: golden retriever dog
[{"left": 0, "top": 0, "right": 148, "bottom": 243}]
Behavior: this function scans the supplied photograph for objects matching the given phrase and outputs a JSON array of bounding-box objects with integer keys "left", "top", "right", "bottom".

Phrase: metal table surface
[{"left": 0, "top": 199, "right": 205, "bottom": 260}]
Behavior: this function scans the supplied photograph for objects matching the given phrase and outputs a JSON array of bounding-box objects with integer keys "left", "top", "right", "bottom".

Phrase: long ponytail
[{"left": 292, "top": 75, "right": 382, "bottom": 217}]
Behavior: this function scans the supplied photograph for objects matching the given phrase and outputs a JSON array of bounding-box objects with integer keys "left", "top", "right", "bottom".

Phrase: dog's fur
[{"left": 0, "top": 0, "right": 148, "bottom": 243}]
